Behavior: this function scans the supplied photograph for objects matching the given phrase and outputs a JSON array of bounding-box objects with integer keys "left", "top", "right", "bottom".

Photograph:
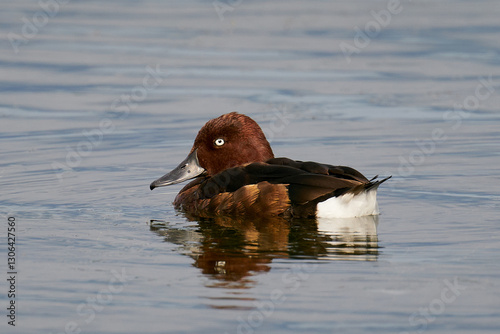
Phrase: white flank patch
[{"left": 316, "top": 189, "right": 380, "bottom": 218}]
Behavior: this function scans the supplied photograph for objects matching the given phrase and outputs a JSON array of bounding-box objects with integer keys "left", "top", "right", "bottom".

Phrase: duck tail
[{"left": 366, "top": 175, "right": 392, "bottom": 191}]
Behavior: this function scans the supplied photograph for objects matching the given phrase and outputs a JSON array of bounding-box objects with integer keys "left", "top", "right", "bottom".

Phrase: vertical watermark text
[{"left": 6, "top": 216, "right": 17, "bottom": 327}]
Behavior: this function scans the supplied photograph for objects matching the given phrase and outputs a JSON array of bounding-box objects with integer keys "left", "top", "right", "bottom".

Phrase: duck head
[{"left": 150, "top": 112, "right": 274, "bottom": 190}]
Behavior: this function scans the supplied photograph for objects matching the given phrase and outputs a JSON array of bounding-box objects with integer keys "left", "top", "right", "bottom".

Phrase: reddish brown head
[
  {"left": 192, "top": 112, "right": 274, "bottom": 175},
  {"left": 150, "top": 112, "right": 274, "bottom": 190}
]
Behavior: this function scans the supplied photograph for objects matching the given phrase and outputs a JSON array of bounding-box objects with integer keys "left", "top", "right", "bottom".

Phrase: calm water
[{"left": 1, "top": 0, "right": 500, "bottom": 333}]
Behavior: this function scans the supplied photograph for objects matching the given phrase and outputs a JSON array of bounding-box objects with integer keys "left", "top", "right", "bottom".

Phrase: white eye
[{"left": 214, "top": 138, "right": 225, "bottom": 147}]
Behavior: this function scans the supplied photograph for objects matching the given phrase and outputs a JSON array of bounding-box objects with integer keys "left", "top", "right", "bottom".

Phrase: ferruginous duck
[{"left": 150, "top": 112, "right": 390, "bottom": 218}]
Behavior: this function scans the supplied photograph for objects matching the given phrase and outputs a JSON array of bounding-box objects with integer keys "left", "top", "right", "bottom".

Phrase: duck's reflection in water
[
  {"left": 314, "top": 215, "right": 379, "bottom": 261},
  {"left": 150, "top": 215, "right": 379, "bottom": 289}
]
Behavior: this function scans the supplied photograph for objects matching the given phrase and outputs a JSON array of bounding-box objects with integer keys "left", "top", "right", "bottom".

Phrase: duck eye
[{"left": 214, "top": 138, "right": 225, "bottom": 147}]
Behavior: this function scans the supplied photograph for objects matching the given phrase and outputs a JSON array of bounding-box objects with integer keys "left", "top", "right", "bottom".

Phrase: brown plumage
[
  {"left": 151, "top": 112, "right": 391, "bottom": 218},
  {"left": 174, "top": 180, "right": 290, "bottom": 218},
  {"left": 173, "top": 158, "right": 389, "bottom": 218}
]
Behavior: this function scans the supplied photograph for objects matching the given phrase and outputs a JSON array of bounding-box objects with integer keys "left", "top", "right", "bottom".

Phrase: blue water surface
[{"left": 1, "top": 0, "right": 499, "bottom": 333}]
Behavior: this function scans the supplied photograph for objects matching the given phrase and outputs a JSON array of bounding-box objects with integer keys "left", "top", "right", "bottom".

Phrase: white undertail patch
[{"left": 316, "top": 188, "right": 380, "bottom": 218}]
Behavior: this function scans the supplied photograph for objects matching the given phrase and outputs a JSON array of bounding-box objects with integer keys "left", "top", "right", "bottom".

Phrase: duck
[{"left": 150, "top": 112, "right": 390, "bottom": 219}]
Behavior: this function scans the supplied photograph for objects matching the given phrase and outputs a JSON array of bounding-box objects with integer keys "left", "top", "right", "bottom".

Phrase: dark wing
[
  {"left": 197, "top": 159, "right": 371, "bottom": 204},
  {"left": 266, "top": 157, "right": 370, "bottom": 183}
]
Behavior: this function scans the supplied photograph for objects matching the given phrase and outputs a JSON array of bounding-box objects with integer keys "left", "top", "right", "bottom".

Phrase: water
[{"left": 1, "top": 0, "right": 500, "bottom": 333}]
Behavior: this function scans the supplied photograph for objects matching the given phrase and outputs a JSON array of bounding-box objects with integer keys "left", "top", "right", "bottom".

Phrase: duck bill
[{"left": 150, "top": 149, "right": 205, "bottom": 190}]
